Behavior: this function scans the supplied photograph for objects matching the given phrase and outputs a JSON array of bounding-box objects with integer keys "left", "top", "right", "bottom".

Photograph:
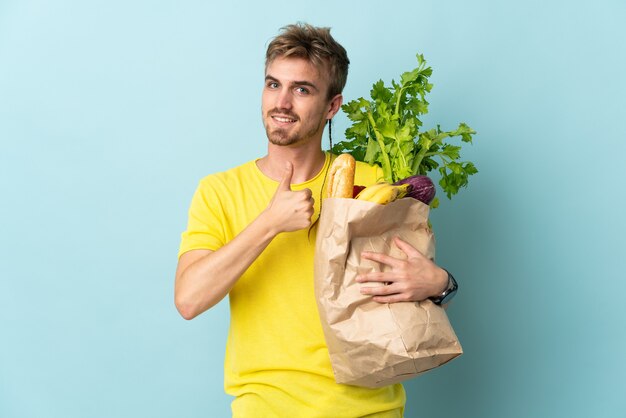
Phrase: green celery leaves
[{"left": 332, "top": 53, "right": 477, "bottom": 204}]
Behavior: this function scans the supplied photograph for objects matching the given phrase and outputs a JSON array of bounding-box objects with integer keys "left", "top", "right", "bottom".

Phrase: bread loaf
[{"left": 326, "top": 154, "right": 356, "bottom": 198}]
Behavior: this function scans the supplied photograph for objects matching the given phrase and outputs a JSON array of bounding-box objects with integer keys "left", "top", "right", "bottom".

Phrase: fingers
[
  {"left": 393, "top": 236, "right": 424, "bottom": 259},
  {"left": 295, "top": 187, "right": 314, "bottom": 208},
  {"left": 357, "top": 237, "right": 435, "bottom": 304},
  {"left": 361, "top": 237, "right": 424, "bottom": 267},
  {"left": 371, "top": 294, "right": 408, "bottom": 303},
  {"left": 360, "top": 283, "right": 398, "bottom": 296},
  {"left": 278, "top": 161, "right": 293, "bottom": 191},
  {"left": 361, "top": 251, "right": 402, "bottom": 268},
  {"left": 356, "top": 271, "right": 398, "bottom": 283},
  {"left": 357, "top": 270, "right": 402, "bottom": 295},
  {"left": 359, "top": 282, "right": 409, "bottom": 303}
]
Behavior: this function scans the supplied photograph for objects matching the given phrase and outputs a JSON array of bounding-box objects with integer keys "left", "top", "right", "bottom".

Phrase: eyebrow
[{"left": 265, "top": 75, "right": 319, "bottom": 92}]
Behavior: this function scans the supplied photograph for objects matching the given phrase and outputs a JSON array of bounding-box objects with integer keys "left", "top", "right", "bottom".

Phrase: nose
[{"left": 275, "top": 88, "right": 292, "bottom": 110}]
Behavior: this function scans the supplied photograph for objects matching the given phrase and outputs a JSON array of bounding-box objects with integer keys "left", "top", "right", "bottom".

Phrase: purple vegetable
[{"left": 394, "top": 175, "right": 436, "bottom": 204}]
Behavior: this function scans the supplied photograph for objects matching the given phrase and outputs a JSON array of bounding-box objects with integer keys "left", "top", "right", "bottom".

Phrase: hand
[
  {"left": 263, "top": 162, "right": 314, "bottom": 233},
  {"left": 356, "top": 236, "right": 448, "bottom": 303}
]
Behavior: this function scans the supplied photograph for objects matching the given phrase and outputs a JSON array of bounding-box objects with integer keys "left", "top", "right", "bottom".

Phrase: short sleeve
[{"left": 178, "top": 178, "right": 227, "bottom": 258}]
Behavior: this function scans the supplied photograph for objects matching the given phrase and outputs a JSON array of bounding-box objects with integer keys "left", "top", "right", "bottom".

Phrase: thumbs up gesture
[{"left": 264, "top": 162, "right": 315, "bottom": 233}]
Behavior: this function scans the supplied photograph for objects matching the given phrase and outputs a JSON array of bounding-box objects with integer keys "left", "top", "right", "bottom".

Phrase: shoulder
[
  {"left": 197, "top": 159, "right": 259, "bottom": 189},
  {"left": 354, "top": 160, "right": 381, "bottom": 174},
  {"left": 354, "top": 160, "right": 383, "bottom": 186},
  {"left": 193, "top": 159, "right": 275, "bottom": 209}
]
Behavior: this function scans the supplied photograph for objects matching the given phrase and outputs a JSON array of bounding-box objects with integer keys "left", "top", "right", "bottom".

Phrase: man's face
[{"left": 262, "top": 57, "right": 339, "bottom": 147}]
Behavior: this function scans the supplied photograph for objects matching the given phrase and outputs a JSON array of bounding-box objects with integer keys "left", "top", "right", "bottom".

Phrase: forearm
[
  {"left": 176, "top": 162, "right": 314, "bottom": 319},
  {"left": 175, "top": 211, "right": 277, "bottom": 319}
]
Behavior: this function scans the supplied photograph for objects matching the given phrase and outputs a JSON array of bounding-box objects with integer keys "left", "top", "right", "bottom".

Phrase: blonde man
[{"left": 175, "top": 23, "right": 452, "bottom": 418}]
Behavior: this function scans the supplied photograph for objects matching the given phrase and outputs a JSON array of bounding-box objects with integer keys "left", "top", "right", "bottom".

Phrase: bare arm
[
  {"left": 174, "top": 162, "right": 313, "bottom": 320},
  {"left": 174, "top": 215, "right": 274, "bottom": 320}
]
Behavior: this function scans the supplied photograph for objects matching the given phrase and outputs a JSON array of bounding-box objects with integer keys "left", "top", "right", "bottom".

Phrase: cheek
[
  {"left": 261, "top": 95, "right": 272, "bottom": 115},
  {"left": 261, "top": 91, "right": 269, "bottom": 106},
  {"left": 312, "top": 103, "right": 331, "bottom": 121}
]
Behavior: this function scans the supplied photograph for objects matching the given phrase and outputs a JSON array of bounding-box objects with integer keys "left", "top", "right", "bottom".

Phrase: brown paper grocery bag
[{"left": 314, "top": 197, "right": 463, "bottom": 388}]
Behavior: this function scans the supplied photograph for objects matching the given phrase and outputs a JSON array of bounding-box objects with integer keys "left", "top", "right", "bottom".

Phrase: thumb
[{"left": 278, "top": 161, "right": 293, "bottom": 191}]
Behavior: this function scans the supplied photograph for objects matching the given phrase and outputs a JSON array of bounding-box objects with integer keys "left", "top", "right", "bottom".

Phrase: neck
[{"left": 257, "top": 142, "right": 327, "bottom": 184}]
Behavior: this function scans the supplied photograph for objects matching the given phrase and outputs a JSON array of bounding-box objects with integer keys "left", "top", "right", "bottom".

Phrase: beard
[
  {"left": 266, "top": 126, "right": 298, "bottom": 146},
  {"left": 263, "top": 108, "right": 326, "bottom": 146}
]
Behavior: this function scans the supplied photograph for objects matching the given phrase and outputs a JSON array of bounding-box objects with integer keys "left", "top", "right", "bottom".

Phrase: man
[{"left": 175, "top": 23, "right": 454, "bottom": 418}]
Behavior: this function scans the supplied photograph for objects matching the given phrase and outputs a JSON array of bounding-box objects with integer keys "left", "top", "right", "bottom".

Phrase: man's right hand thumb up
[
  {"left": 265, "top": 162, "right": 314, "bottom": 234},
  {"left": 277, "top": 161, "right": 294, "bottom": 192}
]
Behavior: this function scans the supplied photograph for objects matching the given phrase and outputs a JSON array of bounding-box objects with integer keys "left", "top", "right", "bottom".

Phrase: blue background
[{"left": 1, "top": 1, "right": 625, "bottom": 417}]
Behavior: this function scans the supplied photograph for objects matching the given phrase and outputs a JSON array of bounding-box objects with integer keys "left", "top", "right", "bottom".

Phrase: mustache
[{"left": 268, "top": 108, "right": 299, "bottom": 120}]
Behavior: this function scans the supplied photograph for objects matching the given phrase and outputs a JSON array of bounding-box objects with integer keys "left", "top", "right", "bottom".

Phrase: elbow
[
  {"left": 174, "top": 279, "right": 222, "bottom": 320},
  {"left": 175, "top": 292, "right": 218, "bottom": 320},
  {"left": 175, "top": 295, "right": 200, "bottom": 321},
  {"left": 177, "top": 305, "right": 197, "bottom": 321}
]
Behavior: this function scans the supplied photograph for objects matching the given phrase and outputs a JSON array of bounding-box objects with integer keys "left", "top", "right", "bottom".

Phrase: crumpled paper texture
[{"left": 314, "top": 197, "right": 463, "bottom": 387}]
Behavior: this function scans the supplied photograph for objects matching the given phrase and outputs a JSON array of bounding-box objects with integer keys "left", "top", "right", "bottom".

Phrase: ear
[{"left": 326, "top": 94, "right": 343, "bottom": 120}]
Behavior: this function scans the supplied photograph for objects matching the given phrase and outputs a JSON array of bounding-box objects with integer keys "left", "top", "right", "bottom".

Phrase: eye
[
  {"left": 295, "top": 86, "right": 310, "bottom": 95},
  {"left": 266, "top": 81, "right": 279, "bottom": 89}
]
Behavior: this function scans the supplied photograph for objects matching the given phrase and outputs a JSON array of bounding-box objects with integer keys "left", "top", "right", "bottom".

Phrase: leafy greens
[{"left": 332, "top": 54, "right": 477, "bottom": 207}]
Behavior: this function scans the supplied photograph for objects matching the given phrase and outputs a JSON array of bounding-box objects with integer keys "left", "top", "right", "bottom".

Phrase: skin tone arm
[
  {"left": 174, "top": 162, "right": 313, "bottom": 320},
  {"left": 356, "top": 236, "right": 449, "bottom": 303}
]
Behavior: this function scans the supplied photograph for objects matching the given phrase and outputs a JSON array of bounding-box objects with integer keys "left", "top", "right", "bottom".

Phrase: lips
[
  {"left": 273, "top": 115, "right": 297, "bottom": 123},
  {"left": 269, "top": 110, "right": 299, "bottom": 125}
]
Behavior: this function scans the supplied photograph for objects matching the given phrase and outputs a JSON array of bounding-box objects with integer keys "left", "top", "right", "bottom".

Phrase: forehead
[{"left": 265, "top": 56, "right": 328, "bottom": 83}]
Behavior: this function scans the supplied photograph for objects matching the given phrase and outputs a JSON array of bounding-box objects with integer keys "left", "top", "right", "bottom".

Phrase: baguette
[{"left": 326, "top": 154, "right": 356, "bottom": 198}]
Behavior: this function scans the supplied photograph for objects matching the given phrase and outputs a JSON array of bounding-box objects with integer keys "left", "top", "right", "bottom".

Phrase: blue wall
[{"left": 1, "top": 1, "right": 625, "bottom": 417}]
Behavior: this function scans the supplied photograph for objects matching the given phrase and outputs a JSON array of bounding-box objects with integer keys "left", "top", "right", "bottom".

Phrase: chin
[
  {"left": 266, "top": 129, "right": 300, "bottom": 146},
  {"left": 268, "top": 137, "right": 301, "bottom": 147}
]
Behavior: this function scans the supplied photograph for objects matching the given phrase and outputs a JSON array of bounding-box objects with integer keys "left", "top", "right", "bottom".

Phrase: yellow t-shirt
[{"left": 179, "top": 153, "right": 406, "bottom": 418}]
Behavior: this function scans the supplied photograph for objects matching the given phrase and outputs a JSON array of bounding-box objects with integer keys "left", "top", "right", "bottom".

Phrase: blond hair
[{"left": 266, "top": 23, "right": 350, "bottom": 99}]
